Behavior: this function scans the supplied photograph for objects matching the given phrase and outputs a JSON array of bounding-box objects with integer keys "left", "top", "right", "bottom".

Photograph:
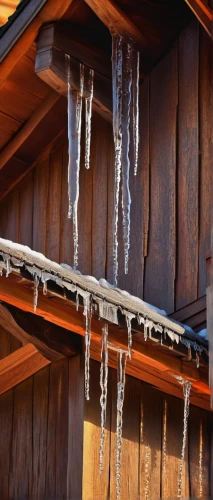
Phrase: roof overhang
[{"left": 0, "top": 238, "right": 210, "bottom": 410}]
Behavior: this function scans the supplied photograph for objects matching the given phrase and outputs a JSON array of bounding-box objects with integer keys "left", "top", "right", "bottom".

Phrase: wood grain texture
[
  {"left": 32, "top": 366, "right": 49, "bottom": 500},
  {"left": 0, "top": 389, "right": 13, "bottom": 499},
  {"left": 46, "top": 145, "right": 62, "bottom": 262},
  {"left": 176, "top": 21, "right": 199, "bottom": 309},
  {"left": 198, "top": 28, "right": 212, "bottom": 297},
  {"left": 68, "top": 354, "right": 84, "bottom": 500},
  {"left": 33, "top": 157, "right": 49, "bottom": 254},
  {"left": 144, "top": 43, "right": 177, "bottom": 314},
  {"left": 184, "top": 0, "right": 212, "bottom": 36},
  {"left": 0, "top": 344, "right": 50, "bottom": 395},
  {"left": 189, "top": 405, "right": 211, "bottom": 498},
  {"left": 19, "top": 172, "right": 34, "bottom": 248}
]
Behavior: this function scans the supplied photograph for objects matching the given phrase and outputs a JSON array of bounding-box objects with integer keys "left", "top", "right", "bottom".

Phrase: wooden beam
[
  {"left": 0, "top": 0, "right": 76, "bottom": 86},
  {"left": 35, "top": 25, "right": 112, "bottom": 121},
  {"left": 0, "top": 303, "right": 81, "bottom": 361},
  {"left": 0, "top": 91, "right": 59, "bottom": 172},
  {"left": 0, "top": 273, "right": 210, "bottom": 410},
  {"left": 84, "top": 0, "right": 147, "bottom": 47},
  {"left": 0, "top": 343, "right": 50, "bottom": 395},
  {"left": 184, "top": 0, "right": 212, "bottom": 37}
]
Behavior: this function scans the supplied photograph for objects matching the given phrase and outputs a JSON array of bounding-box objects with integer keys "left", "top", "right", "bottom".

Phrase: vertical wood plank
[
  {"left": 60, "top": 137, "right": 73, "bottom": 266},
  {"left": 91, "top": 114, "right": 111, "bottom": 280},
  {"left": 161, "top": 393, "right": 190, "bottom": 499},
  {"left": 68, "top": 354, "right": 84, "bottom": 500},
  {"left": 198, "top": 28, "right": 212, "bottom": 297},
  {"left": 0, "top": 389, "right": 13, "bottom": 499},
  {"left": 9, "top": 378, "right": 33, "bottom": 500},
  {"left": 144, "top": 43, "right": 178, "bottom": 314},
  {"left": 45, "top": 359, "right": 68, "bottom": 500},
  {"left": 140, "top": 383, "right": 162, "bottom": 500},
  {"left": 19, "top": 173, "right": 34, "bottom": 247},
  {"left": 46, "top": 145, "right": 62, "bottom": 262},
  {"left": 176, "top": 20, "right": 199, "bottom": 309},
  {"left": 33, "top": 157, "right": 49, "bottom": 254},
  {"left": 0, "top": 327, "right": 11, "bottom": 359},
  {"left": 188, "top": 405, "right": 211, "bottom": 499},
  {"left": 83, "top": 359, "right": 111, "bottom": 500},
  {"left": 106, "top": 119, "right": 115, "bottom": 284},
  {"left": 32, "top": 366, "right": 49, "bottom": 500}
]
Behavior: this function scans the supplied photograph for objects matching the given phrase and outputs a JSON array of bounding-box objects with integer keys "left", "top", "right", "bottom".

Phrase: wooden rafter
[
  {"left": 0, "top": 91, "right": 59, "bottom": 172},
  {"left": 0, "top": 343, "right": 50, "bottom": 395},
  {"left": 0, "top": 273, "right": 210, "bottom": 410},
  {"left": 184, "top": 0, "right": 212, "bottom": 37},
  {"left": 84, "top": 0, "right": 146, "bottom": 47}
]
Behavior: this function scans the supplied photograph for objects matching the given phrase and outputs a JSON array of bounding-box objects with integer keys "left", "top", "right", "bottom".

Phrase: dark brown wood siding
[{"left": 0, "top": 20, "right": 211, "bottom": 317}]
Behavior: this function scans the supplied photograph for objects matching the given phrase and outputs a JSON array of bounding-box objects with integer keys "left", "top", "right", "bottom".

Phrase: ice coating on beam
[{"left": 84, "top": 68, "right": 94, "bottom": 169}]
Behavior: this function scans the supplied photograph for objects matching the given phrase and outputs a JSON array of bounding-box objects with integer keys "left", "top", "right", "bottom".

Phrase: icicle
[
  {"left": 144, "top": 445, "right": 151, "bottom": 500},
  {"left": 132, "top": 49, "right": 140, "bottom": 176},
  {"left": 196, "top": 351, "right": 200, "bottom": 368},
  {"left": 84, "top": 295, "right": 91, "bottom": 400},
  {"left": 199, "top": 418, "right": 203, "bottom": 499},
  {"left": 84, "top": 69, "right": 94, "bottom": 169},
  {"left": 76, "top": 291, "right": 79, "bottom": 311},
  {"left": 177, "top": 380, "right": 192, "bottom": 499},
  {"left": 4, "top": 255, "right": 11, "bottom": 277},
  {"left": 144, "top": 318, "right": 148, "bottom": 341},
  {"left": 33, "top": 273, "right": 39, "bottom": 312},
  {"left": 43, "top": 280, "right": 47, "bottom": 295},
  {"left": 162, "top": 399, "right": 167, "bottom": 476},
  {"left": 121, "top": 40, "right": 132, "bottom": 275},
  {"left": 116, "top": 350, "right": 127, "bottom": 500},
  {"left": 99, "top": 324, "right": 109, "bottom": 474},
  {"left": 112, "top": 35, "right": 123, "bottom": 286},
  {"left": 66, "top": 55, "right": 84, "bottom": 268}
]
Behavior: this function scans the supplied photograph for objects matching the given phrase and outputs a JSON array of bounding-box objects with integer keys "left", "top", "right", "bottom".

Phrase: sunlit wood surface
[{"left": 0, "top": 0, "right": 20, "bottom": 27}]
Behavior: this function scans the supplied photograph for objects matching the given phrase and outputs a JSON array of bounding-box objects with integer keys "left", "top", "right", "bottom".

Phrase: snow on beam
[
  {"left": 184, "top": 0, "right": 212, "bottom": 37},
  {"left": 0, "top": 344, "right": 50, "bottom": 395}
]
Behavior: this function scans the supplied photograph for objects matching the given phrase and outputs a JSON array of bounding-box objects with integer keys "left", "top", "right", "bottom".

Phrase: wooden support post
[
  {"left": 184, "top": 0, "right": 212, "bottom": 37},
  {"left": 67, "top": 353, "right": 84, "bottom": 500}
]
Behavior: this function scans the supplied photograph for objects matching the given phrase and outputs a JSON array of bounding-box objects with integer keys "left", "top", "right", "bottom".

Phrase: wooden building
[{"left": 0, "top": 0, "right": 212, "bottom": 499}]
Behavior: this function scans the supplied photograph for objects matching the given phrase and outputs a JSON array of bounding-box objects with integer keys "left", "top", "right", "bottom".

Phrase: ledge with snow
[{"left": 0, "top": 238, "right": 210, "bottom": 411}]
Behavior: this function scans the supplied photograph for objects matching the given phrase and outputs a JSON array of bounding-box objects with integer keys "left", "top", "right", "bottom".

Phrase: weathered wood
[
  {"left": 171, "top": 295, "right": 206, "bottom": 322},
  {"left": 188, "top": 405, "right": 211, "bottom": 498},
  {"left": 46, "top": 145, "right": 62, "bottom": 262},
  {"left": 184, "top": 0, "right": 212, "bottom": 36},
  {"left": 144, "top": 43, "right": 177, "bottom": 314},
  {"left": 176, "top": 21, "right": 199, "bottom": 310},
  {"left": 0, "top": 91, "right": 59, "bottom": 172},
  {"left": 198, "top": 28, "right": 212, "bottom": 297},
  {"left": 0, "top": 389, "right": 13, "bottom": 499},
  {"left": 0, "top": 302, "right": 80, "bottom": 361},
  {"left": 9, "top": 377, "right": 33, "bottom": 499},
  {"left": 84, "top": 0, "right": 147, "bottom": 46},
  {"left": 19, "top": 173, "right": 34, "bottom": 248},
  {"left": 45, "top": 359, "right": 69, "bottom": 499},
  {"left": 140, "top": 384, "right": 162, "bottom": 499},
  {"left": 33, "top": 157, "right": 49, "bottom": 254},
  {"left": 68, "top": 354, "right": 84, "bottom": 500},
  {"left": 32, "top": 366, "right": 49, "bottom": 499},
  {"left": 0, "top": 344, "right": 50, "bottom": 395}
]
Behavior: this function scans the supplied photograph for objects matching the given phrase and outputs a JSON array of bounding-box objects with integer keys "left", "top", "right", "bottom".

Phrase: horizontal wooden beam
[
  {"left": 0, "top": 0, "right": 76, "bottom": 86},
  {"left": 0, "top": 91, "right": 59, "bottom": 172},
  {"left": 0, "top": 343, "right": 50, "bottom": 395},
  {"left": 35, "top": 25, "right": 112, "bottom": 121},
  {"left": 0, "top": 273, "right": 210, "bottom": 410},
  {"left": 84, "top": 0, "right": 147, "bottom": 47},
  {"left": 184, "top": 0, "right": 212, "bottom": 37},
  {"left": 0, "top": 303, "right": 81, "bottom": 361}
]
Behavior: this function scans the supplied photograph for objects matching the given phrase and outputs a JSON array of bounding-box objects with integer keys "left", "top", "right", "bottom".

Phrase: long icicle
[
  {"left": 121, "top": 40, "right": 132, "bottom": 275},
  {"left": 112, "top": 35, "right": 123, "bottom": 286},
  {"left": 66, "top": 55, "right": 84, "bottom": 268},
  {"left": 177, "top": 380, "right": 191, "bottom": 499},
  {"left": 84, "top": 68, "right": 94, "bottom": 169},
  {"left": 84, "top": 296, "right": 91, "bottom": 400},
  {"left": 99, "top": 324, "right": 109, "bottom": 473},
  {"left": 132, "top": 49, "right": 140, "bottom": 176},
  {"left": 116, "top": 350, "right": 127, "bottom": 500}
]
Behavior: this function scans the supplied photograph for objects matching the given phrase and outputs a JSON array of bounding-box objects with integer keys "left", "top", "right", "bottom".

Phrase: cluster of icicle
[
  {"left": 112, "top": 35, "right": 140, "bottom": 286},
  {"left": 66, "top": 55, "right": 94, "bottom": 269}
]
